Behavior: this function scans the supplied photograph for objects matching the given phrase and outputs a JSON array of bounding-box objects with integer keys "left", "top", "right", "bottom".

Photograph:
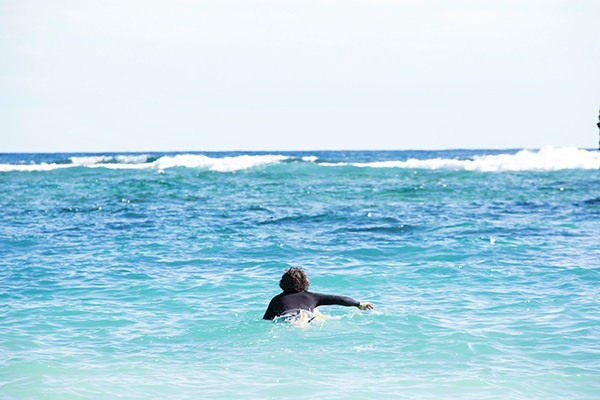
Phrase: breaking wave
[
  {"left": 328, "top": 147, "right": 600, "bottom": 172},
  {"left": 0, "top": 154, "right": 290, "bottom": 173},
  {"left": 0, "top": 147, "right": 597, "bottom": 172}
]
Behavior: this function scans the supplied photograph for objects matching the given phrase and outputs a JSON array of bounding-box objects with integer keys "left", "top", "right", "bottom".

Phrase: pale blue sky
[{"left": 1, "top": 0, "right": 599, "bottom": 152}]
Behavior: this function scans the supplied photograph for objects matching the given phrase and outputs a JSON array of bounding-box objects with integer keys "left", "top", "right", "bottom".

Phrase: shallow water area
[{"left": 1, "top": 149, "right": 599, "bottom": 399}]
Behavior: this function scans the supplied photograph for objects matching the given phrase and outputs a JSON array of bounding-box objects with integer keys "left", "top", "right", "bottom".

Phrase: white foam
[
  {"left": 0, "top": 163, "right": 71, "bottom": 172},
  {"left": 0, "top": 154, "right": 289, "bottom": 172},
  {"left": 69, "top": 156, "right": 113, "bottom": 165},
  {"left": 1, "top": 148, "right": 597, "bottom": 172},
  {"left": 69, "top": 154, "right": 149, "bottom": 166},
  {"left": 151, "top": 154, "right": 289, "bottom": 172},
  {"left": 347, "top": 147, "right": 600, "bottom": 172},
  {"left": 114, "top": 155, "right": 150, "bottom": 164}
]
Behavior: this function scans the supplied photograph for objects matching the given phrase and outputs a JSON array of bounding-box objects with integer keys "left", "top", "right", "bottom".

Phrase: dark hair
[{"left": 279, "top": 267, "right": 310, "bottom": 293}]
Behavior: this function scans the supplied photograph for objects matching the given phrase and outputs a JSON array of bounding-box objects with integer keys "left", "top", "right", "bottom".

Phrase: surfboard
[{"left": 272, "top": 309, "right": 325, "bottom": 327}]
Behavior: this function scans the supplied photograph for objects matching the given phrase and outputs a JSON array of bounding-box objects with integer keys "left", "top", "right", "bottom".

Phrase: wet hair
[{"left": 279, "top": 267, "right": 310, "bottom": 293}]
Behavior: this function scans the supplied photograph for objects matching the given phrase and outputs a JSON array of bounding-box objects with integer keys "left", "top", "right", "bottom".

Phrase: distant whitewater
[
  {"left": 345, "top": 147, "right": 600, "bottom": 172},
  {"left": 0, "top": 147, "right": 598, "bottom": 173}
]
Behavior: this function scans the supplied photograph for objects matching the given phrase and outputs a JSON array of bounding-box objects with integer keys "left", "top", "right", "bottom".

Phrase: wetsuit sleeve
[
  {"left": 263, "top": 298, "right": 276, "bottom": 320},
  {"left": 314, "top": 293, "right": 360, "bottom": 307}
]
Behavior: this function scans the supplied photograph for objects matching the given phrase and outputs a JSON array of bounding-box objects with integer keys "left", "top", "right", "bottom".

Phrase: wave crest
[
  {"left": 151, "top": 154, "right": 289, "bottom": 172},
  {"left": 347, "top": 147, "right": 600, "bottom": 172},
  {"left": 0, "top": 148, "right": 597, "bottom": 173},
  {"left": 0, "top": 154, "right": 289, "bottom": 172}
]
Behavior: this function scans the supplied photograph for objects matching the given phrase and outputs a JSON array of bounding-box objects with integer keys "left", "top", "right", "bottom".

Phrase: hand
[{"left": 358, "top": 302, "right": 374, "bottom": 311}]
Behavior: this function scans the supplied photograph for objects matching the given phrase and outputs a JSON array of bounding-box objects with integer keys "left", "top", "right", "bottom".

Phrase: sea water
[{"left": 1, "top": 148, "right": 599, "bottom": 399}]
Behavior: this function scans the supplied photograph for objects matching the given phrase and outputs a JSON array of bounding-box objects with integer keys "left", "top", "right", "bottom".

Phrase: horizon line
[{"left": 0, "top": 145, "right": 594, "bottom": 155}]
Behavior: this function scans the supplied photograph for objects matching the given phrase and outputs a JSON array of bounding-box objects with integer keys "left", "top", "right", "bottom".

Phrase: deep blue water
[{"left": 1, "top": 148, "right": 599, "bottom": 399}]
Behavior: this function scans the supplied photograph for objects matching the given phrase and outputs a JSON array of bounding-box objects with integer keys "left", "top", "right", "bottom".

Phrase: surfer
[{"left": 263, "top": 267, "right": 374, "bottom": 321}]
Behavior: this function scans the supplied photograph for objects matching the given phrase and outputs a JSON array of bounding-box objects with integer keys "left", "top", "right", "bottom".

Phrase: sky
[{"left": 1, "top": 0, "right": 599, "bottom": 152}]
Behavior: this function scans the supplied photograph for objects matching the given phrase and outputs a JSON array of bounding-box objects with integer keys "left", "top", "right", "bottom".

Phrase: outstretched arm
[{"left": 315, "top": 293, "right": 374, "bottom": 311}]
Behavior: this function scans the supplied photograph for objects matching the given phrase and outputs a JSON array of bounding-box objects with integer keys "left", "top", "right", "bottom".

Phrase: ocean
[{"left": 1, "top": 147, "right": 599, "bottom": 399}]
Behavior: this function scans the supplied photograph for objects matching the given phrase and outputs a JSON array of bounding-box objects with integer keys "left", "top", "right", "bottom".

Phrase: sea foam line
[
  {"left": 0, "top": 154, "right": 290, "bottom": 173},
  {"left": 326, "top": 147, "right": 600, "bottom": 172},
  {"left": 68, "top": 155, "right": 151, "bottom": 165},
  {"left": 0, "top": 147, "right": 598, "bottom": 172}
]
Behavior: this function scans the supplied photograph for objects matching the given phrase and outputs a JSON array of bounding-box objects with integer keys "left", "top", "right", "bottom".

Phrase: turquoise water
[{"left": 1, "top": 148, "right": 599, "bottom": 399}]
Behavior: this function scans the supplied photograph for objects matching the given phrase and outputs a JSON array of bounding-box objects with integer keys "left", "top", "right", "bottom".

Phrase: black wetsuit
[{"left": 263, "top": 290, "right": 360, "bottom": 320}]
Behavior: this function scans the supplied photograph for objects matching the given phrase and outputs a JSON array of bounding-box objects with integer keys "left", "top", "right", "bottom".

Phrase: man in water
[{"left": 263, "top": 267, "right": 374, "bottom": 321}]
